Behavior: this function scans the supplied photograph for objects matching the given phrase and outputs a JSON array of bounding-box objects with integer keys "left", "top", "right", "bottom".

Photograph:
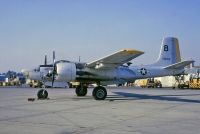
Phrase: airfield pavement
[{"left": 0, "top": 87, "right": 200, "bottom": 134}]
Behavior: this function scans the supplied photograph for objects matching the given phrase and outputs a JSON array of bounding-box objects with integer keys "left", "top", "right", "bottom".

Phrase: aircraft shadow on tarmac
[{"left": 107, "top": 92, "right": 200, "bottom": 103}]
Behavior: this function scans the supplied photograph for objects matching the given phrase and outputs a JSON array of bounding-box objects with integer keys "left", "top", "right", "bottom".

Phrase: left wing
[{"left": 86, "top": 49, "right": 144, "bottom": 69}]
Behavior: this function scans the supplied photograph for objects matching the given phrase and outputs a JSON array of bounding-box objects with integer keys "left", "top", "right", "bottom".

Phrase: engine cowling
[{"left": 56, "top": 62, "right": 76, "bottom": 82}]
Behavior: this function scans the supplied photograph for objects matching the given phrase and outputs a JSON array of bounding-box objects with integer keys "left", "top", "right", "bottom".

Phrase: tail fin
[{"left": 153, "top": 37, "right": 181, "bottom": 66}]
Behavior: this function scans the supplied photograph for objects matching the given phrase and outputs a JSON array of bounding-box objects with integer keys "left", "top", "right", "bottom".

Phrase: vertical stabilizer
[{"left": 153, "top": 37, "right": 181, "bottom": 66}]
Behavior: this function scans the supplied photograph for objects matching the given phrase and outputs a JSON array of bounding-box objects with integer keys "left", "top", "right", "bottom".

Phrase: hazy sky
[{"left": 0, "top": 0, "right": 199, "bottom": 72}]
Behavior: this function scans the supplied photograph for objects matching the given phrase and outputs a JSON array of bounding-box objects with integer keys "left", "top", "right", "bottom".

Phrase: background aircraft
[{"left": 23, "top": 37, "right": 194, "bottom": 100}]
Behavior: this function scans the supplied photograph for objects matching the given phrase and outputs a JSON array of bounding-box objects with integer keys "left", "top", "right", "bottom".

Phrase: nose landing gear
[{"left": 37, "top": 89, "right": 48, "bottom": 99}]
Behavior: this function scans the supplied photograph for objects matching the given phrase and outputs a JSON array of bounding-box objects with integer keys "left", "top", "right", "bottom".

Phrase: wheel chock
[{"left": 28, "top": 98, "right": 35, "bottom": 101}]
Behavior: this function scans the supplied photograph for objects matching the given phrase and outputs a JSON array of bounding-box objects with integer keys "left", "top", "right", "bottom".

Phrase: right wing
[{"left": 86, "top": 49, "right": 144, "bottom": 69}]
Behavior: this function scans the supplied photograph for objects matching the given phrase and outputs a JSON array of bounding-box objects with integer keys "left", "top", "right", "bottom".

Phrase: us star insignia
[{"left": 140, "top": 68, "right": 147, "bottom": 75}]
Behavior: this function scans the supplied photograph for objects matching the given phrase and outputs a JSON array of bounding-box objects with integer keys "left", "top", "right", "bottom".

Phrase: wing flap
[
  {"left": 163, "top": 60, "right": 194, "bottom": 69},
  {"left": 86, "top": 49, "right": 144, "bottom": 69}
]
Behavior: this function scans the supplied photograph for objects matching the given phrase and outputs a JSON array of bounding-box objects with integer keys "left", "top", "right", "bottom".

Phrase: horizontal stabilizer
[{"left": 163, "top": 60, "right": 194, "bottom": 69}]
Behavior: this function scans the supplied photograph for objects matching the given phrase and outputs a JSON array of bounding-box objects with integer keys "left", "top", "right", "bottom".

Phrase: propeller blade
[
  {"left": 52, "top": 70, "right": 55, "bottom": 87},
  {"left": 52, "top": 51, "right": 56, "bottom": 87}
]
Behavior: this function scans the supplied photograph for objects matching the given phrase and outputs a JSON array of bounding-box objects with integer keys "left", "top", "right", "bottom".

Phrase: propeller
[{"left": 52, "top": 51, "right": 56, "bottom": 87}]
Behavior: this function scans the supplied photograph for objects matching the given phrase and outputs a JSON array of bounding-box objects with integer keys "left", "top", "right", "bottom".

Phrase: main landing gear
[
  {"left": 92, "top": 86, "right": 107, "bottom": 100},
  {"left": 75, "top": 85, "right": 88, "bottom": 96},
  {"left": 75, "top": 85, "right": 107, "bottom": 100}
]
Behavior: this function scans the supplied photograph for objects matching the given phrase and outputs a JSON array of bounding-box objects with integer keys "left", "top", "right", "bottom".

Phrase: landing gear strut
[
  {"left": 75, "top": 85, "right": 88, "bottom": 96},
  {"left": 92, "top": 86, "right": 107, "bottom": 100},
  {"left": 37, "top": 89, "right": 48, "bottom": 99}
]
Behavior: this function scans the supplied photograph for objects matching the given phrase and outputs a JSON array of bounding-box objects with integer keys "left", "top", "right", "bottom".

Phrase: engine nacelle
[{"left": 56, "top": 62, "right": 76, "bottom": 82}]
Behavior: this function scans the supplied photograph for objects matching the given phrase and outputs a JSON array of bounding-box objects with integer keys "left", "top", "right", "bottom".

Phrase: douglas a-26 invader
[{"left": 24, "top": 37, "right": 194, "bottom": 100}]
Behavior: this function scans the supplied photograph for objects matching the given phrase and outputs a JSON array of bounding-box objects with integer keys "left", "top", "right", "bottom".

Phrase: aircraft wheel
[
  {"left": 76, "top": 85, "right": 88, "bottom": 96},
  {"left": 92, "top": 86, "right": 107, "bottom": 100},
  {"left": 37, "top": 89, "right": 48, "bottom": 99}
]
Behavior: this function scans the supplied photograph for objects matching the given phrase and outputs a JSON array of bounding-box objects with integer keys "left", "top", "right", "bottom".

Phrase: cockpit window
[{"left": 55, "top": 60, "right": 70, "bottom": 64}]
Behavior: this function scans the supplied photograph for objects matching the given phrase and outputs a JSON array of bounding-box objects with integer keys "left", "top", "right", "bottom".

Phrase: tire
[
  {"left": 37, "top": 89, "right": 48, "bottom": 99},
  {"left": 75, "top": 85, "right": 87, "bottom": 96},
  {"left": 92, "top": 86, "right": 107, "bottom": 100}
]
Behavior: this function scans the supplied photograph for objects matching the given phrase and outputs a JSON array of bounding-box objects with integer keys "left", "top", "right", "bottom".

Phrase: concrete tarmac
[{"left": 0, "top": 87, "right": 200, "bottom": 134}]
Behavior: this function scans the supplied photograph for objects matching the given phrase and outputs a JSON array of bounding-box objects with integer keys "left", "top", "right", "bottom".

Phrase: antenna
[
  {"left": 53, "top": 51, "right": 55, "bottom": 63},
  {"left": 44, "top": 55, "right": 47, "bottom": 65},
  {"left": 79, "top": 56, "right": 80, "bottom": 62}
]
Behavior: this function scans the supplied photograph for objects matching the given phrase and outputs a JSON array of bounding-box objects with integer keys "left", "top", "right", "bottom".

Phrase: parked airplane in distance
[{"left": 24, "top": 37, "right": 194, "bottom": 100}]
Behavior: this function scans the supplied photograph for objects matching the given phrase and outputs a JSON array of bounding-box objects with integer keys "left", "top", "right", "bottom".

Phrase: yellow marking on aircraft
[
  {"left": 123, "top": 49, "right": 144, "bottom": 54},
  {"left": 175, "top": 38, "right": 181, "bottom": 62}
]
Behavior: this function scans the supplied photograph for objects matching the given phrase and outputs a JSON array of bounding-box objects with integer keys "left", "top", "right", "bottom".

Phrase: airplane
[{"left": 24, "top": 37, "right": 194, "bottom": 100}]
